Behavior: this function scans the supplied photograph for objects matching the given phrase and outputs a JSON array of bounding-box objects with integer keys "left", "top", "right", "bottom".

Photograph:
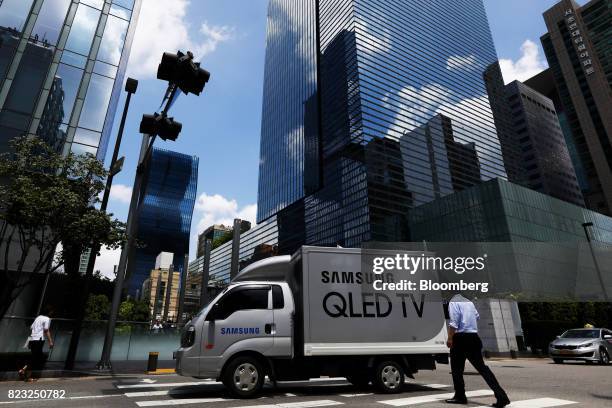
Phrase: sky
[{"left": 94, "top": 0, "right": 580, "bottom": 277}]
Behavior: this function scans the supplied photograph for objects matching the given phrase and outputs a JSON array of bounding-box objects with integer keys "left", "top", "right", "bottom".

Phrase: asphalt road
[{"left": 0, "top": 359, "right": 610, "bottom": 408}]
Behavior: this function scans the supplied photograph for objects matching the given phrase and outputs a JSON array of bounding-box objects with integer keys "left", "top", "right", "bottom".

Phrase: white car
[{"left": 549, "top": 328, "right": 612, "bottom": 365}]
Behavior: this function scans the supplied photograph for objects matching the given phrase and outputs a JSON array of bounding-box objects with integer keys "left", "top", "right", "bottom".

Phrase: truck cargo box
[{"left": 291, "top": 246, "right": 448, "bottom": 356}]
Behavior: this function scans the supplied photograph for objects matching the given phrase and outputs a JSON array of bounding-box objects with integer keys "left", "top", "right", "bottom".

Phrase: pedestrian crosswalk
[{"left": 114, "top": 377, "right": 579, "bottom": 408}]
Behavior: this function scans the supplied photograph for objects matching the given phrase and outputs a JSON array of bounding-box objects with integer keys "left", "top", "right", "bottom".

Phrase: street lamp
[{"left": 64, "top": 78, "right": 138, "bottom": 370}]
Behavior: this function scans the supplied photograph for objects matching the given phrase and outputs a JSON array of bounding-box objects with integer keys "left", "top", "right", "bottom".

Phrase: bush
[{"left": 84, "top": 294, "right": 110, "bottom": 321}]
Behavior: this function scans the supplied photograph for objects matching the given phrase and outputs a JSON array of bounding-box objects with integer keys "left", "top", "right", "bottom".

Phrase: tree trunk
[{"left": 64, "top": 245, "right": 97, "bottom": 370}]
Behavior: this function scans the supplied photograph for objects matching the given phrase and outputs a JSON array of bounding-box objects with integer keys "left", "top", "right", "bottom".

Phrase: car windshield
[{"left": 561, "top": 329, "right": 599, "bottom": 339}]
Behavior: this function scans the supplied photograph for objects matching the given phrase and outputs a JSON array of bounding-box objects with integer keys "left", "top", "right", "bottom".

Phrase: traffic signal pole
[
  {"left": 97, "top": 50, "right": 209, "bottom": 369},
  {"left": 97, "top": 86, "right": 179, "bottom": 370},
  {"left": 97, "top": 132, "right": 151, "bottom": 369}
]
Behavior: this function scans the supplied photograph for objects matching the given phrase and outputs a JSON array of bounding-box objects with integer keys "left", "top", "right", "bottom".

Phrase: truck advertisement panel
[{"left": 300, "top": 247, "right": 447, "bottom": 351}]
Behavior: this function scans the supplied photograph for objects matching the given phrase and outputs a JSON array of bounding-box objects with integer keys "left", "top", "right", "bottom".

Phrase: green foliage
[
  {"left": 84, "top": 294, "right": 110, "bottom": 321},
  {"left": 0, "top": 136, "right": 126, "bottom": 318},
  {"left": 118, "top": 299, "right": 151, "bottom": 322},
  {"left": 212, "top": 231, "right": 233, "bottom": 249}
]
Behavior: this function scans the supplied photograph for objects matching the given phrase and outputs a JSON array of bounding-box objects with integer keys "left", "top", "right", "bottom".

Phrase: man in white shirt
[
  {"left": 19, "top": 307, "right": 54, "bottom": 382},
  {"left": 446, "top": 294, "right": 509, "bottom": 407}
]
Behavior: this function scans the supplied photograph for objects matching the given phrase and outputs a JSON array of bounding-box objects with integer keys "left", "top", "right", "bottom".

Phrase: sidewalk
[{"left": 0, "top": 360, "right": 176, "bottom": 382}]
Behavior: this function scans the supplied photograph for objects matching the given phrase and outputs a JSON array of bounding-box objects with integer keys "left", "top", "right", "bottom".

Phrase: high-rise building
[
  {"left": 257, "top": 0, "right": 508, "bottom": 246},
  {"left": 503, "top": 80, "right": 584, "bottom": 206},
  {"left": 525, "top": 68, "right": 590, "bottom": 192},
  {"left": 127, "top": 147, "right": 198, "bottom": 297},
  {"left": 141, "top": 262, "right": 180, "bottom": 322},
  {"left": 540, "top": 0, "right": 612, "bottom": 215},
  {"left": 256, "top": 0, "right": 320, "bottom": 222},
  {"left": 196, "top": 224, "right": 232, "bottom": 258},
  {"left": 195, "top": 221, "right": 251, "bottom": 258},
  {"left": 0, "top": 0, "right": 141, "bottom": 159}
]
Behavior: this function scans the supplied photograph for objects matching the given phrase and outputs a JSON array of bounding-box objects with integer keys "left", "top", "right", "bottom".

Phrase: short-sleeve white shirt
[{"left": 29, "top": 315, "right": 50, "bottom": 341}]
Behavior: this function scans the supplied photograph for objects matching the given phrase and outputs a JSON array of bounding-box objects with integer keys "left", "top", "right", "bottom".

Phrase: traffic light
[
  {"left": 157, "top": 51, "right": 210, "bottom": 96},
  {"left": 139, "top": 113, "right": 182, "bottom": 142}
]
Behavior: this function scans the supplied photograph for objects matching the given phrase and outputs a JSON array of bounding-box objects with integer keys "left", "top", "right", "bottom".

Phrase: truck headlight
[{"left": 181, "top": 325, "right": 196, "bottom": 347}]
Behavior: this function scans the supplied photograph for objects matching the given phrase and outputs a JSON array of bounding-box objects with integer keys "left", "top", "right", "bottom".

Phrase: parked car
[{"left": 548, "top": 328, "right": 612, "bottom": 364}]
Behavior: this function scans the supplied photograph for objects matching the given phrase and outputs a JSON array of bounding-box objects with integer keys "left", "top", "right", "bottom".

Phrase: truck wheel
[
  {"left": 222, "top": 356, "right": 265, "bottom": 398},
  {"left": 373, "top": 360, "right": 404, "bottom": 394},
  {"left": 347, "top": 373, "right": 370, "bottom": 388}
]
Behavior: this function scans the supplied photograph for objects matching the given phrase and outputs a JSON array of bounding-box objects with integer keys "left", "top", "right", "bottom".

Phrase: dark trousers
[
  {"left": 28, "top": 340, "right": 45, "bottom": 375},
  {"left": 450, "top": 333, "right": 508, "bottom": 401}
]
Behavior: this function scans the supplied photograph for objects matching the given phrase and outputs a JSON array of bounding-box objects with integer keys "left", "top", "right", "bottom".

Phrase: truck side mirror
[
  {"left": 205, "top": 304, "right": 219, "bottom": 321},
  {"left": 604, "top": 335, "right": 612, "bottom": 340},
  {"left": 555, "top": 335, "right": 560, "bottom": 339}
]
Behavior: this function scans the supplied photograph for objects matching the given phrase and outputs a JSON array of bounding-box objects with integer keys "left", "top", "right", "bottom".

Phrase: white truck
[{"left": 175, "top": 246, "right": 448, "bottom": 398}]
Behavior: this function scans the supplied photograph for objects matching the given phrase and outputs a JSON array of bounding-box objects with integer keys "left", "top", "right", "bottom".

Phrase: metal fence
[{"left": 0, "top": 317, "right": 180, "bottom": 362}]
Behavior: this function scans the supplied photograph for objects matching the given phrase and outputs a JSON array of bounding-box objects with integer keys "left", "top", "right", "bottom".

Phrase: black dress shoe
[
  {"left": 491, "top": 398, "right": 511, "bottom": 407},
  {"left": 445, "top": 397, "right": 468, "bottom": 404}
]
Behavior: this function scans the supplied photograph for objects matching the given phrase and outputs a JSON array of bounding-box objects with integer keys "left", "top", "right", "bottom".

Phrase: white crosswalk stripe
[
  {"left": 475, "top": 398, "right": 577, "bottom": 408},
  {"left": 117, "top": 380, "right": 215, "bottom": 389},
  {"left": 338, "top": 393, "right": 373, "bottom": 397},
  {"left": 421, "top": 384, "right": 450, "bottom": 389},
  {"left": 125, "top": 388, "right": 223, "bottom": 398},
  {"left": 226, "top": 401, "right": 344, "bottom": 408},
  {"left": 135, "top": 397, "right": 228, "bottom": 407},
  {"left": 119, "top": 379, "right": 578, "bottom": 408},
  {"left": 379, "top": 389, "right": 494, "bottom": 406}
]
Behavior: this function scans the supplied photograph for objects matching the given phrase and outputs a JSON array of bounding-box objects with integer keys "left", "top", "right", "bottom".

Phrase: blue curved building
[{"left": 127, "top": 147, "right": 198, "bottom": 298}]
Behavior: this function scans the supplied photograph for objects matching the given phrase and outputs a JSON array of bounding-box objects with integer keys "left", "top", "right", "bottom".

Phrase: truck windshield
[{"left": 194, "top": 286, "right": 231, "bottom": 317}]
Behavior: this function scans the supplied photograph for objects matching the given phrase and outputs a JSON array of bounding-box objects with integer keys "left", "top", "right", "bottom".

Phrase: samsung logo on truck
[{"left": 220, "top": 327, "right": 260, "bottom": 335}]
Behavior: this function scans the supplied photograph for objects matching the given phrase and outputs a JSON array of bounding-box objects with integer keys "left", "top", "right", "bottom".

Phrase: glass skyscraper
[
  {"left": 257, "top": 0, "right": 508, "bottom": 246},
  {"left": 127, "top": 147, "right": 198, "bottom": 297},
  {"left": 0, "top": 0, "right": 141, "bottom": 159},
  {"left": 540, "top": 0, "right": 612, "bottom": 216},
  {"left": 257, "top": 0, "right": 320, "bottom": 222}
]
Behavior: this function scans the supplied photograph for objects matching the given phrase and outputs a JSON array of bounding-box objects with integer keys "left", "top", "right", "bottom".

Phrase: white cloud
[
  {"left": 194, "top": 193, "right": 257, "bottom": 234},
  {"left": 94, "top": 246, "right": 122, "bottom": 280},
  {"left": 109, "top": 184, "right": 132, "bottom": 204},
  {"left": 127, "top": 0, "right": 235, "bottom": 78},
  {"left": 499, "top": 39, "right": 547, "bottom": 84},
  {"left": 188, "top": 193, "right": 257, "bottom": 259}
]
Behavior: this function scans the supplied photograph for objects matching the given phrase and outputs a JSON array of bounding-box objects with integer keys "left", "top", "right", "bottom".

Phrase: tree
[
  {"left": 118, "top": 299, "right": 151, "bottom": 322},
  {"left": 0, "top": 136, "right": 125, "bottom": 319},
  {"left": 84, "top": 294, "right": 111, "bottom": 321}
]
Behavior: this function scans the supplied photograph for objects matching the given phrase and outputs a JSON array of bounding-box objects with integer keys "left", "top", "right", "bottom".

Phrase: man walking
[
  {"left": 445, "top": 294, "right": 510, "bottom": 407},
  {"left": 19, "top": 306, "right": 54, "bottom": 382}
]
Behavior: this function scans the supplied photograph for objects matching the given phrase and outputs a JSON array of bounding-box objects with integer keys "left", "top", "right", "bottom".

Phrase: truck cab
[{"left": 176, "top": 256, "right": 295, "bottom": 396}]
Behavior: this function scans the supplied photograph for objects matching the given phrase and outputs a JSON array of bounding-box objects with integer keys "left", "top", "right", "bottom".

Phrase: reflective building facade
[
  {"left": 541, "top": 0, "right": 612, "bottom": 215},
  {"left": 257, "top": 0, "right": 508, "bottom": 246},
  {"left": 127, "top": 148, "right": 198, "bottom": 297},
  {"left": 0, "top": 0, "right": 141, "bottom": 159},
  {"left": 257, "top": 0, "right": 320, "bottom": 222},
  {"left": 504, "top": 80, "right": 584, "bottom": 206}
]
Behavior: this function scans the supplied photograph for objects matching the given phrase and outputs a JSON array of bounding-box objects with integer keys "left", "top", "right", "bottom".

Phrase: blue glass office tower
[
  {"left": 0, "top": 0, "right": 141, "bottom": 159},
  {"left": 257, "top": 0, "right": 320, "bottom": 222},
  {"left": 257, "top": 0, "right": 508, "bottom": 246},
  {"left": 127, "top": 148, "right": 198, "bottom": 297}
]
